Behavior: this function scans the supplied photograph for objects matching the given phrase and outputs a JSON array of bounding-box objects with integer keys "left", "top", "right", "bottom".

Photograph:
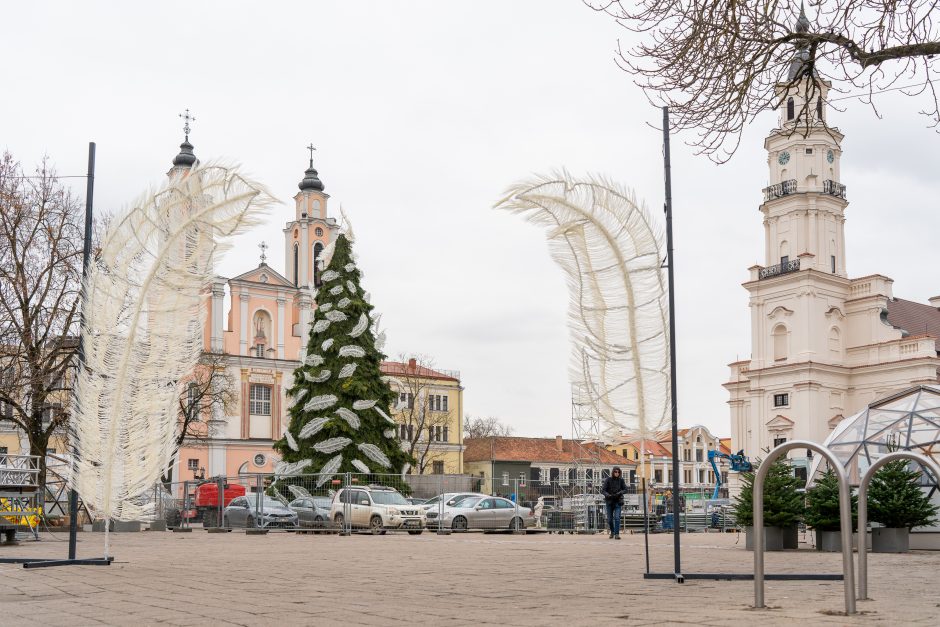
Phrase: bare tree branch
[
  {"left": 464, "top": 414, "right": 514, "bottom": 439},
  {"left": 587, "top": 0, "right": 940, "bottom": 161}
]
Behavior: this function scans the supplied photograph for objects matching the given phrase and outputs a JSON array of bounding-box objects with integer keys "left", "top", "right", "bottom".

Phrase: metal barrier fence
[{"left": 148, "top": 473, "right": 741, "bottom": 536}]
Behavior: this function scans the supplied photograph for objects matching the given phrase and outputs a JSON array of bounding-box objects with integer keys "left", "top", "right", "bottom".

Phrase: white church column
[
  {"left": 239, "top": 293, "right": 249, "bottom": 356},
  {"left": 276, "top": 297, "right": 286, "bottom": 359},
  {"left": 298, "top": 295, "right": 312, "bottom": 360},
  {"left": 211, "top": 283, "right": 224, "bottom": 352}
]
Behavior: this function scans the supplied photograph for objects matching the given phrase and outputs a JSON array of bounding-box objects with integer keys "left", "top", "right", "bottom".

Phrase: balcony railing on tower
[
  {"left": 823, "top": 179, "right": 847, "bottom": 199},
  {"left": 758, "top": 258, "right": 801, "bottom": 280},
  {"left": 762, "top": 179, "right": 797, "bottom": 201}
]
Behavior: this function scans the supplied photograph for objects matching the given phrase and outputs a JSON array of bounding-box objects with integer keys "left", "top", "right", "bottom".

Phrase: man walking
[{"left": 602, "top": 467, "right": 627, "bottom": 539}]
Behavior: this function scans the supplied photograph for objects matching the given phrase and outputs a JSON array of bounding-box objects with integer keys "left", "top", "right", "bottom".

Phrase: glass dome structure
[{"left": 814, "top": 386, "right": 940, "bottom": 483}]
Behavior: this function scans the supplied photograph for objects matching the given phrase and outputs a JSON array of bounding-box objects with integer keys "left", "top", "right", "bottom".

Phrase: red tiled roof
[
  {"left": 464, "top": 437, "right": 636, "bottom": 465},
  {"left": 380, "top": 361, "right": 458, "bottom": 382},
  {"left": 719, "top": 438, "right": 732, "bottom": 455},
  {"left": 886, "top": 298, "right": 940, "bottom": 352},
  {"left": 609, "top": 437, "right": 672, "bottom": 458}
]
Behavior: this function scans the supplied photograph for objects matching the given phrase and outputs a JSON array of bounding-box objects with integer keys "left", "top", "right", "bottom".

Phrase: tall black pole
[
  {"left": 68, "top": 142, "right": 95, "bottom": 560},
  {"left": 662, "top": 107, "right": 682, "bottom": 582}
]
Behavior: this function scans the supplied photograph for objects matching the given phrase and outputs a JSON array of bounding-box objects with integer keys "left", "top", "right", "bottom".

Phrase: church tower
[{"left": 725, "top": 7, "right": 940, "bottom": 486}]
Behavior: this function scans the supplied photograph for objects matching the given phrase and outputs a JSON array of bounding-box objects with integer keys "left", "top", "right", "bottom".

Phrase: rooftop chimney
[
  {"left": 929, "top": 296, "right": 940, "bottom": 308},
  {"left": 408, "top": 357, "right": 417, "bottom": 371},
  {"left": 555, "top": 435, "right": 564, "bottom": 451}
]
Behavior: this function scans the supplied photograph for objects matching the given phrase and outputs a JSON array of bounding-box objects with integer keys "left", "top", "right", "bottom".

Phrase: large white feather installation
[
  {"left": 70, "top": 164, "right": 275, "bottom": 536},
  {"left": 494, "top": 173, "right": 670, "bottom": 440}
]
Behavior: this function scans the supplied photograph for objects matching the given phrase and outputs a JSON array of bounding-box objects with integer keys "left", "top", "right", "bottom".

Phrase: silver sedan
[{"left": 439, "top": 496, "right": 537, "bottom": 531}]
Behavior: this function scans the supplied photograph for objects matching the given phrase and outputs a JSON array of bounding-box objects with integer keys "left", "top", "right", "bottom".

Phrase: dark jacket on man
[{"left": 602, "top": 468, "right": 628, "bottom": 505}]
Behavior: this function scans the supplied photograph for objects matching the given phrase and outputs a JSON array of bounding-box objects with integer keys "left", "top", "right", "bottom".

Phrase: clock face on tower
[
  {"left": 778, "top": 151, "right": 791, "bottom": 165},
  {"left": 827, "top": 149, "right": 834, "bottom": 163}
]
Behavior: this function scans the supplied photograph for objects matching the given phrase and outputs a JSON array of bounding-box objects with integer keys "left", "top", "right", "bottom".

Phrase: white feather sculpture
[
  {"left": 299, "top": 416, "right": 330, "bottom": 440},
  {"left": 69, "top": 164, "right": 274, "bottom": 550},
  {"left": 494, "top": 173, "right": 670, "bottom": 439},
  {"left": 358, "top": 443, "right": 391, "bottom": 468},
  {"left": 352, "top": 399, "right": 376, "bottom": 410},
  {"left": 304, "top": 394, "right": 338, "bottom": 413},
  {"left": 317, "top": 454, "right": 343, "bottom": 487},
  {"left": 337, "top": 363, "right": 357, "bottom": 379},
  {"left": 351, "top": 459, "right": 370, "bottom": 474},
  {"left": 349, "top": 313, "right": 369, "bottom": 338}
]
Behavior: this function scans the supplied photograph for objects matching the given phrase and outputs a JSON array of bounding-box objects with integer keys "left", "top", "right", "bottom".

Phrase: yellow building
[{"left": 381, "top": 359, "right": 465, "bottom": 475}]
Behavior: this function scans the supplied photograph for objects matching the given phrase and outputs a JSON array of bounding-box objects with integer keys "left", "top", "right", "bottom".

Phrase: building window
[
  {"left": 794, "top": 466, "right": 808, "bottom": 483},
  {"left": 399, "top": 392, "right": 414, "bottom": 410},
  {"left": 698, "top": 469, "right": 705, "bottom": 484},
  {"left": 780, "top": 254, "right": 789, "bottom": 266},
  {"left": 654, "top": 469, "right": 663, "bottom": 483},
  {"left": 0, "top": 446, "right": 7, "bottom": 455},
  {"left": 683, "top": 469, "right": 692, "bottom": 485},
  {"left": 805, "top": 148, "right": 813, "bottom": 155},
  {"left": 501, "top": 471, "right": 509, "bottom": 486},
  {"left": 633, "top": 450, "right": 639, "bottom": 460},
  {"left": 315, "top": 227, "right": 323, "bottom": 237},
  {"left": 186, "top": 381, "right": 199, "bottom": 414},
  {"left": 249, "top": 384, "right": 272, "bottom": 415},
  {"left": 399, "top": 424, "right": 407, "bottom": 440},
  {"left": 442, "top": 426, "right": 448, "bottom": 442},
  {"left": 253, "top": 453, "right": 266, "bottom": 466},
  {"left": 187, "top": 458, "right": 199, "bottom": 471},
  {"left": 432, "top": 461, "right": 444, "bottom": 475},
  {"left": 773, "top": 393, "right": 789, "bottom": 407},
  {"left": 786, "top": 97, "right": 794, "bottom": 120},
  {"left": 442, "top": 396, "right": 448, "bottom": 412},
  {"left": 831, "top": 255, "right": 836, "bottom": 274},
  {"left": 695, "top": 449, "right": 703, "bottom": 462},
  {"left": 773, "top": 436, "right": 787, "bottom": 448},
  {"left": 816, "top": 97, "right": 823, "bottom": 119},
  {"left": 313, "top": 242, "right": 324, "bottom": 286},
  {"left": 407, "top": 424, "right": 414, "bottom": 441},
  {"left": 682, "top": 449, "right": 690, "bottom": 462}
]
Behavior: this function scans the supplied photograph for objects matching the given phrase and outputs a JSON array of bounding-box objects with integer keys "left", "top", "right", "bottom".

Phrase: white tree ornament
[
  {"left": 304, "top": 354, "right": 324, "bottom": 367},
  {"left": 285, "top": 430, "right": 299, "bottom": 452},
  {"left": 338, "top": 363, "right": 357, "bottom": 379},
  {"left": 338, "top": 345, "right": 366, "bottom": 358},
  {"left": 351, "top": 459, "right": 370, "bottom": 474},
  {"left": 321, "top": 338, "right": 334, "bottom": 351},
  {"left": 68, "top": 164, "right": 274, "bottom": 557},
  {"left": 304, "top": 369, "right": 331, "bottom": 383},
  {"left": 358, "top": 443, "right": 391, "bottom": 468},
  {"left": 318, "top": 302, "right": 334, "bottom": 313},
  {"left": 337, "top": 297, "right": 351, "bottom": 308},
  {"left": 346, "top": 280, "right": 356, "bottom": 294},
  {"left": 349, "top": 313, "right": 369, "bottom": 338},
  {"left": 321, "top": 269, "right": 339, "bottom": 282},
  {"left": 494, "top": 173, "right": 670, "bottom": 439},
  {"left": 317, "top": 454, "right": 343, "bottom": 487},
  {"left": 374, "top": 406, "right": 397, "bottom": 424},
  {"left": 329, "top": 285, "right": 344, "bottom": 295},
  {"left": 299, "top": 416, "right": 330, "bottom": 439},
  {"left": 314, "top": 437, "right": 352, "bottom": 454},
  {"left": 325, "top": 310, "right": 347, "bottom": 322},
  {"left": 312, "top": 319, "right": 331, "bottom": 334},
  {"left": 303, "top": 394, "right": 338, "bottom": 412},
  {"left": 335, "top": 407, "right": 360, "bottom": 429},
  {"left": 352, "top": 399, "right": 376, "bottom": 410}
]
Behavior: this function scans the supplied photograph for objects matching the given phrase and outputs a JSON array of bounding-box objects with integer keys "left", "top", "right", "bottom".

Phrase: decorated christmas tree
[{"left": 273, "top": 233, "right": 413, "bottom": 492}]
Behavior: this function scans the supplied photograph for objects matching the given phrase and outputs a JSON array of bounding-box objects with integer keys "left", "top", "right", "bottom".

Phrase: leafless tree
[
  {"left": 388, "top": 354, "right": 456, "bottom": 474},
  {"left": 167, "top": 350, "right": 237, "bottom": 481},
  {"left": 464, "top": 415, "right": 514, "bottom": 439},
  {"left": 588, "top": 0, "right": 940, "bottom": 161},
  {"left": 0, "top": 152, "right": 84, "bottom": 488}
]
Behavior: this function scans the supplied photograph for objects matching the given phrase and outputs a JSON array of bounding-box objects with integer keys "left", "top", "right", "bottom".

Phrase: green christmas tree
[
  {"left": 733, "top": 459, "right": 804, "bottom": 528},
  {"left": 804, "top": 468, "right": 857, "bottom": 531},
  {"left": 273, "top": 234, "right": 414, "bottom": 493},
  {"left": 868, "top": 460, "right": 938, "bottom": 529}
]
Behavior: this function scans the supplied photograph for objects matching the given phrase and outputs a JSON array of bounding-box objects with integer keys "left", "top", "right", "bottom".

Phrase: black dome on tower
[
  {"left": 298, "top": 163, "right": 324, "bottom": 192},
  {"left": 172, "top": 139, "right": 197, "bottom": 167}
]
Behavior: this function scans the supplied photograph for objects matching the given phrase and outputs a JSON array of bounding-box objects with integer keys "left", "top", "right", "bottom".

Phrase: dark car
[{"left": 289, "top": 496, "right": 332, "bottom": 529}]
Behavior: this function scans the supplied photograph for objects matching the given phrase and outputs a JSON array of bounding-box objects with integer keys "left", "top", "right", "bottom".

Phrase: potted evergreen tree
[
  {"left": 734, "top": 460, "right": 804, "bottom": 550},
  {"left": 867, "top": 460, "right": 938, "bottom": 553},
  {"left": 804, "top": 468, "right": 857, "bottom": 551}
]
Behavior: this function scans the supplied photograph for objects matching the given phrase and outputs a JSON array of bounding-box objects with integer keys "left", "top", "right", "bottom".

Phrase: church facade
[
  {"left": 724, "top": 72, "right": 940, "bottom": 483},
  {"left": 166, "top": 137, "right": 465, "bottom": 483}
]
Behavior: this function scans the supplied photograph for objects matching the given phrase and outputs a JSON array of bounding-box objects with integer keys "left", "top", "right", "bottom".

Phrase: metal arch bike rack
[
  {"left": 753, "top": 440, "right": 856, "bottom": 615},
  {"left": 857, "top": 451, "right": 940, "bottom": 600}
]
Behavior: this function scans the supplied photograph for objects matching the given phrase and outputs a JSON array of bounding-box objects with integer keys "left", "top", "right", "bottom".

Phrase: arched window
[
  {"left": 293, "top": 243, "right": 299, "bottom": 285},
  {"left": 779, "top": 240, "right": 790, "bottom": 266},
  {"left": 313, "top": 241, "right": 324, "bottom": 287},
  {"left": 786, "top": 97, "right": 795, "bottom": 120},
  {"left": 772, "top": 324, "right": 788, "bottom": 361}
]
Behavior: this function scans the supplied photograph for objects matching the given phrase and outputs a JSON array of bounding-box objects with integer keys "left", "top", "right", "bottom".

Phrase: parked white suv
[{"left": 330, "top": 485, "right": 425, "bottom": 534}]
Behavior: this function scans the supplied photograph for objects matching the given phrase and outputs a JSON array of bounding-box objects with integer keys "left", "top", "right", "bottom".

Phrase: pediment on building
[
  {"left": 230, "top": 264, "right": 295, "bottom": 288},
  {"left": 828, "top": 414, "right": 845, "bottom": 429},
  {"left": 765, "top": 414, "right": 794, "bottom": 431},
  {"left": 825, "top": 306, "right": 846, "bottom": 320},
  {"left": 767, "top": 306, "right": 794, "bottom": 320}
]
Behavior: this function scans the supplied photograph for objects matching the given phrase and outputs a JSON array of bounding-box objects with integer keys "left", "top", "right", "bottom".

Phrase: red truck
[{"left": 176, "top": 479, "right": 246, "bottom": 528}]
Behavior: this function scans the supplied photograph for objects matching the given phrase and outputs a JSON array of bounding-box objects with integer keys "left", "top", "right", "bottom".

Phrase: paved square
[{"left": 1, "top": 529, "right": 936, "bottom": 625}]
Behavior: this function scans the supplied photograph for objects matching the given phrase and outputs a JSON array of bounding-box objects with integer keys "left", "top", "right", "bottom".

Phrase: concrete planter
[
  {"left": 872, "top": 527, "right": 909, "bottom": 553},
  {"left": 92, "top": 519, "right": 142, "bottom": 532},
  {"left": 745, "top": 526, "right": 784, "bottom": 551},
  {"left": 782, "top": 525, "right": 798, "bottom": 549},
  {"left": 816, "top": 529, "right": 845, "bottom": 552}
]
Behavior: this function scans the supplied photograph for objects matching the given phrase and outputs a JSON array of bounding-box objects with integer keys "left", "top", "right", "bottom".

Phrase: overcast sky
[{"left": 3, "top": 1, "right": 938, "bottom": 439}]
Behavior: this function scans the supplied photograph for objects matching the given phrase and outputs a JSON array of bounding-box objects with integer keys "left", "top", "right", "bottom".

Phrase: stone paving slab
[{"left": 0, "top": 529, "right": 936, "bottom": 625}]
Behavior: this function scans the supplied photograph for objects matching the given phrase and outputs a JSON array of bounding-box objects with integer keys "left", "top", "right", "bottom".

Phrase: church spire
[
  {"left": 298, "top": 143, "right": 325, "bottom": 192},
  {"left": 787, "top": 2, "right": 814, "bottom": 80},
  {"left": 172, "top": 109, "right": 198, "bottom": 168}
]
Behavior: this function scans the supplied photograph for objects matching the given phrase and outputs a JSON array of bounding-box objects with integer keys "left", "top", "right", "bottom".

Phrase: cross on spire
[
  {"left": 306, "top": 143, "right": 316, "bottom": 167},
  {"left": 179, "top": 109, "right": 196, "bottom": 140},
  {"left": 258, "top": 240, "right": 268, "bottom": 265}
]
